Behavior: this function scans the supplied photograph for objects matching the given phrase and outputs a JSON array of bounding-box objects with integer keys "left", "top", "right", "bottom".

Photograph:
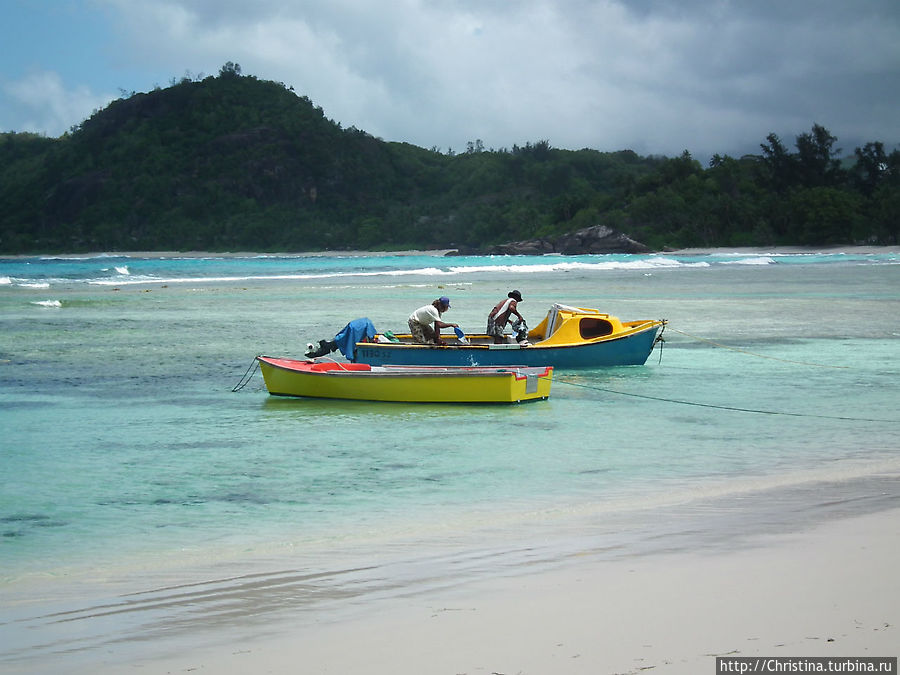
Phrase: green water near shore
[{"left": 1, "top": 251, "right": 899, "bottom": 667}]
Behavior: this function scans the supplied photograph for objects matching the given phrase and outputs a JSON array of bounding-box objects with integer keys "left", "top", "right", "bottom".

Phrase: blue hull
[{"left": 354, "top": 324, "right": 662, "bottom": 369}]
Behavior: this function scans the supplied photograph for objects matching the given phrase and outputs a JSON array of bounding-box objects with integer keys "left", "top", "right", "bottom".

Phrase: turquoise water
[{"left": 1, "top": 250, "right": 899, "bottom": 667}]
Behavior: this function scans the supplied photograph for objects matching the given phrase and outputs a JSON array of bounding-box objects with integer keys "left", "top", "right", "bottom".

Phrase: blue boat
[{"left": 353, "top": 304, "right": 666, "bottom": 369}]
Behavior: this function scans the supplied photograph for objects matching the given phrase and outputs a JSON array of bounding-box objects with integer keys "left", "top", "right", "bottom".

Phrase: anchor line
[
  {"left": 554, "top": 378, "right": 899, "bottom": 424},
  {"left": 653, "top": 321, "right": 667, "bottom": 364},
  {"left": 232, "top": 357, "right": 260, "bottom": 392},
  {"left": 233, "top": 355, "right": 355, "bottom": 392},
  {"left": 666, "top": 327, "right": 849, "bottom": 369}
]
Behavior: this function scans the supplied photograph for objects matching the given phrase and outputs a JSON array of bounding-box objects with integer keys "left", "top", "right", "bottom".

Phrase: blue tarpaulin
[{"left": 333, "top": 318, "right": 377, "bottom": 361}]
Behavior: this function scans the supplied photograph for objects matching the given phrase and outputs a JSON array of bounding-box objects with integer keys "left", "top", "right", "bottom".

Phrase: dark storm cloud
[{"left": 5, "top": 0, "right": 899, "bottom": 160}]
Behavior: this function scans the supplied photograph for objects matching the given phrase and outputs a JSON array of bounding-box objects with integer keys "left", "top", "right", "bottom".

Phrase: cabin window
[{"left": 579, "top": 318, "right": 614, "bottom": 339}]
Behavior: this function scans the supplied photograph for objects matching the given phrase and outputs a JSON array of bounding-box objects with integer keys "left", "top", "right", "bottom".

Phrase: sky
[{"left": 2, "top": 0, "right": 899, "bottom": 161}]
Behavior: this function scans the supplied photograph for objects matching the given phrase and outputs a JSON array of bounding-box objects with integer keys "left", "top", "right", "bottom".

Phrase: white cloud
[
  {"left": 2, "top": 70, "right": 115, "bottom": 136},
  {"left": 8, "top": 0, "right": 900, "bottom": 157}
]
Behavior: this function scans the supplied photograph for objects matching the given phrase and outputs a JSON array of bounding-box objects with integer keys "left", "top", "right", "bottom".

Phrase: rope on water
[
  {"left": 232, "top": 357, "right": 260, "bottom": 392},
  {"left": 666, "top": 327, "right": 850, "bottom": 369},
  {"left": 554, "top": 378, "right": 899, "bottom": 424}
]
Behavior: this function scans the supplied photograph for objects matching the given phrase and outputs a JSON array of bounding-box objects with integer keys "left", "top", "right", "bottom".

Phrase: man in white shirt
[{"left": 408, "top": 296, "right": 458, "bottom": 345}]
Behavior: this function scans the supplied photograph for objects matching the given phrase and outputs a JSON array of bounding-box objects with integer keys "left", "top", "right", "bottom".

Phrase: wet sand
[{"left": 80, "top": 506, "right": 899, "bottom": 675}]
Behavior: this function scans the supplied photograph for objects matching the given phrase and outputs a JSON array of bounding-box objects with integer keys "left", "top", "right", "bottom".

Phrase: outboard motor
[
  {"left": 305, "top": 318, "right": 377, "bottom": 361},
  {"left": 511, "top": 319, "right": 529, "bottom": 345},
  {"left": 305, "top": 339, "right": 337, "bottom": 358}
]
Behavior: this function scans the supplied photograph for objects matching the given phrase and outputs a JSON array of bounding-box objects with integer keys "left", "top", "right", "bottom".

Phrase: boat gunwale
[{"left": 256, "top": 357, "right": 552, "bottom": 381}]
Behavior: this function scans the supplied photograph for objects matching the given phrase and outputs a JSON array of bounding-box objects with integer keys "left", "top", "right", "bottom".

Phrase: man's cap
[
  {"left": 508, "top": 290, "right": 523, "bottom": 302},
  {"left": 439, "top": 296, "right": 451, "bottom": 308}
]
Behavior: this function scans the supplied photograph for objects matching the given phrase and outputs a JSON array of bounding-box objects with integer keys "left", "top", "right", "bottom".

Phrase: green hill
[{"left": 1, "top": 64, "right": 897, "bottom": 253}]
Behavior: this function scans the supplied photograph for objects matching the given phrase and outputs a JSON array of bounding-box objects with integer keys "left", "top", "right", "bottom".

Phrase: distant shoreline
[
  {"left": 665, "top": 244, "right": 900, "bottom": 255},
  {"left": 5, "top": 245, "right": 898, "bottom": 259},
  {"left": 2, "top": 249, "right": 456, "bottom": 259}
]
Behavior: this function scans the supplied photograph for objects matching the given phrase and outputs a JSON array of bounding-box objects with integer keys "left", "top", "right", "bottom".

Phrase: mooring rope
[
  {"left": 312, "top": 355, "right": 354, "bottom": 370},
  {"left": 653, "top": 322, "right": 666, "bottom": 364},
  {"left": 232, "top": 355, "right": 356, "bottom": 392},
  {"left": 666, "top": 327, "right": 849, "bottom": 369},
  {"left": 232, "top": 357, "right": 260, "bottom": 392},
  {"left": 554, "top": 378, "right": 898, "bottom": 424}
]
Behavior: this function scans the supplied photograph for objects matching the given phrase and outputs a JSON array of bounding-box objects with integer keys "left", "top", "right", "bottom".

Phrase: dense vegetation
[{"left": 1, "top": 64, "right": 897, "bottom": 253}]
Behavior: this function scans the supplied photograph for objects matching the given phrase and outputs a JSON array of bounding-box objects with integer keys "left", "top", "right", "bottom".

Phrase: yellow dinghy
[{"left": 256, "top": 357, "right": 553, "bottom": 403}]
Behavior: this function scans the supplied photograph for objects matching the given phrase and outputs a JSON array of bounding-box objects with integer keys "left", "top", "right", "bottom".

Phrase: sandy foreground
[{"left": 92, "top": 507, "right": 899, "bottom": 675}]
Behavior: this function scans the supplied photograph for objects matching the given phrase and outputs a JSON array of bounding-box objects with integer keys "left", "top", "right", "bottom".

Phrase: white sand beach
[{"left": 93, "top": 506, "right": 898, "bottom": 675}]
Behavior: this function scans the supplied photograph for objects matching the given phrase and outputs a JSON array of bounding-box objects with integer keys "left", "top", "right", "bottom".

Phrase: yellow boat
[{"left": 256, "top": 357, "right": 552, "bottom": 403}]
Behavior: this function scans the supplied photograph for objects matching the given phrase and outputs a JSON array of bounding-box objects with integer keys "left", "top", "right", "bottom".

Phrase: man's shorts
[
  {"left": 408, "top": 319, "right": 436, "bottom": 344},
  {"left": 486, "top": 317, "right": 505, "bottom": 341}
]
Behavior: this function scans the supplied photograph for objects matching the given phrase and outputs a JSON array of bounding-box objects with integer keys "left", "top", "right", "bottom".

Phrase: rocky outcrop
[
  {"left": 553, "top": 225, "right": 651, "bottom": 254},
  {"left": 447, "top": 225, "right": 651, "bottom": 256},
  {"left": 490, "top": 239, "right": 556, "bottom": 255}
]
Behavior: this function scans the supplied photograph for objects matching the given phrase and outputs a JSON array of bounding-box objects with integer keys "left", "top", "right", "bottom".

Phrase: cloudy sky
[{"left": 2, "top": 0, "right": 899, "bottom": 160}]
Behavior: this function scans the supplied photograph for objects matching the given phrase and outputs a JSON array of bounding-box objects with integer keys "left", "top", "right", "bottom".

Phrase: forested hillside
[{"left": 1, "top": 64, "right": 897, "bottom": 253}]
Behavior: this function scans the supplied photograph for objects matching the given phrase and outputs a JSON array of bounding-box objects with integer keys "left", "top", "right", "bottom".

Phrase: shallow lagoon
[{"left": 1, "top": 249, "right": 898, "bottom": 667}]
